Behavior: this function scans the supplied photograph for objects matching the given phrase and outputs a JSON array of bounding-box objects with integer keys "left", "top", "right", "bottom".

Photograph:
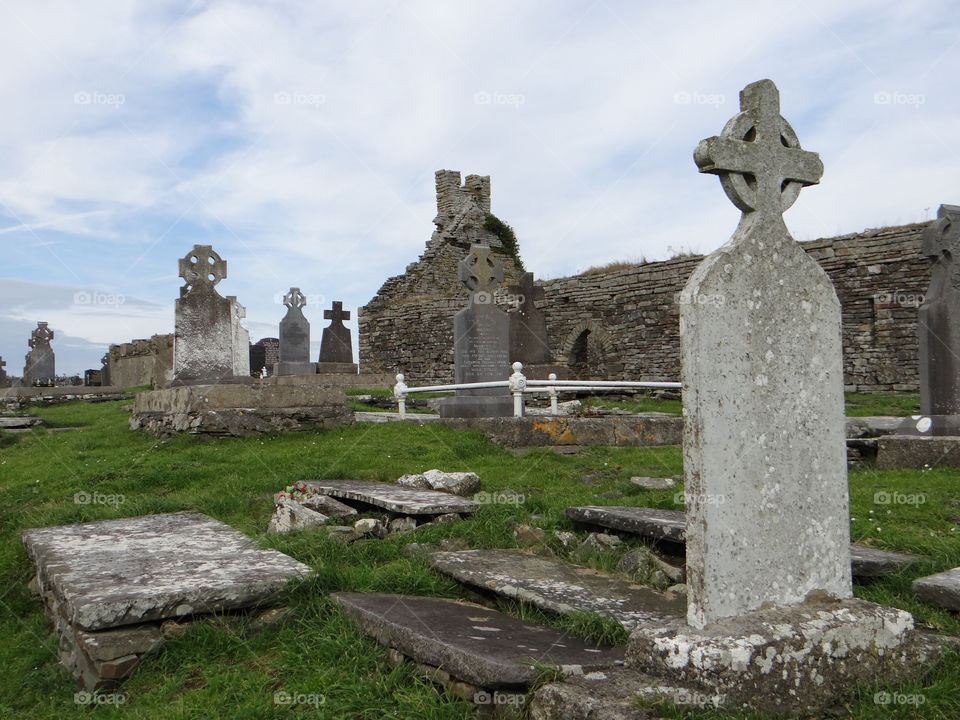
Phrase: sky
[{"left": 0, "top": 0, "right": 957, "bottom": 375}]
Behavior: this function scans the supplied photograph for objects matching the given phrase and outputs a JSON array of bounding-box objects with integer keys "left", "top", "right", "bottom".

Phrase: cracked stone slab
[
  {"left": 22, "top": 511, "right": 313, "bottom": 631},
  {"left": 913, "top": 567, "right": 960, "bottom": 611},
  {"left": 304, "top": 479, "right": 479, "bottom": 515},
  {"left": 430, "top": 549, "right": 684, "bottom": 631},
  {"left": 567, "top": 506, "right": 914, "bottom": 578},
  {"left": 0, "top": 416, "right": 43, "bottom": 428},
  {"left": 332, "top": 592, "right": 624, "bottom": 689}
]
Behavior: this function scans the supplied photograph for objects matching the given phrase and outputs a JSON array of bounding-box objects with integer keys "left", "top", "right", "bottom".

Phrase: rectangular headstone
[
  {"left": 277, "top": 288, "right": 315, "bottom": 375},
  {"left": 333, "top": 593, "right": 625, "bottom": 688},
  {"left": 22, "top": 511, "right": 312, "bottom": 631},
  {"left": 303, "top": 478, "right": 480, "bottom": 515}
]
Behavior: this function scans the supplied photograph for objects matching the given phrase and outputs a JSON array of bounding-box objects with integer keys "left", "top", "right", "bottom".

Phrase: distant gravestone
[
  {"left": 439, "top": 244, "right": 513, "bottom": 418},
  {"left": 173, "top": 245, "right": 236, "bottom": 385},
  {"left": 99, "top": 352, "right": 111, "bottom": 387},
  {"left": 507, "top": 272, "right": 552, "bottom": 365},
  {"left": 0, "top": 356, "right": 7, "bottom": 387},
  {"left": 277, "top": 288, "right": 314, "bottom": 376},
  {"left": 317, "top": 302, "right": 357, "bottom": 373},
  {"left": 680, "top": 79, "right": 850, "bottom": 628},
  {"left": 83, "top": 369, "right": 102, "bottom": 387},
  {"left": 229, "top": 296, "right": 251, "bottom": 378},
  {"left": 23, "top": 322, "right": 55, "bottom": 385},
  {"left": 250, "top": 338, "right": 279, "bottom": 377}
]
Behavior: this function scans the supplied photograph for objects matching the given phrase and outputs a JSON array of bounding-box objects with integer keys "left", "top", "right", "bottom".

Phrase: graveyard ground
[{"left": 0, "top": 397, "right": 958, "bottom": 719}]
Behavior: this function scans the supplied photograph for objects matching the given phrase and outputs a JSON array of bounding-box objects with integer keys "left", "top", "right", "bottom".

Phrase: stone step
[
  {"left": 566, "top": 506, "right": 916, "bottom": 578},
  {"left": 304, "top": 478, "right": 479, "bottom": 515},
  {"left": 429, "top": 549, "right": 684, "bottom": 631},
  {"left": 913, "top": 567, "right": 960, "bottom": 611},
  {"left": 332, "top": 592, "right": 625, "bottom": 690}
]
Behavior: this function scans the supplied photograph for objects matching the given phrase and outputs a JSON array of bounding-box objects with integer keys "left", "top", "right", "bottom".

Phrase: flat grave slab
[
  {"left": 0, "top": 416, "right": 43, "bottom": 429},
  {"left": 304, "top": 479, "right": 479, "bottom": 515},
  {"left": 22, "top": 511, "right": 312, "bottom": 631},
  {"left": 332, "top": 592, "right": 624, "bottom": 689},
  {"left": 567, "top": 506, "right": 914, "bottom": 579},
  {"left": 430, "top": 549, "right": 684, "bottom": 631},
  {"left": 913, "top": 567, "right": 960, "bottom": 611}
]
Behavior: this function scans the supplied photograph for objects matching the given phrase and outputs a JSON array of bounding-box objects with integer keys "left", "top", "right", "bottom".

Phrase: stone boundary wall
[
  {"left": 361, "top": 221, "right": 930, "bottom": 392},
  {"left": 108, "top": 334, "right": 174, "bottom": 389}
]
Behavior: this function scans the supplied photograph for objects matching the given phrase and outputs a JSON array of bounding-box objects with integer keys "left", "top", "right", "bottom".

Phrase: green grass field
[{"left": 0, "top": 398, "right": 957, "bottom": 719}]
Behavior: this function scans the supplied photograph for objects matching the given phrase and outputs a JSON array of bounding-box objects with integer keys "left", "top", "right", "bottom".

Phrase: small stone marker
[
  {"left": 332, "top": 593, "right": 625, "bottom": 689},
  {"left": 277, "top": 287, "right": 314, "bottom": 375},
  {"left": 507, "top": 272, "right": 552, "bottom": 364},
  {"left": 318, "top": 301, "right": 355, "bottom": 368},
  {"left": 303, "top": 478, "right": 480, "bottom": 515},
  {"left": 629, "top": 476, "right": 676, "bottom": 490},
  {"left": 430, "top": 549, "right": 684, "bottom": 631},
  {"left": 228, "top": 295, "right": 251, "bottom": 378},
  {"left": 173, "top": 245, "right": 243, "bottom": 384},
  {"left": 913, "top": 566, "right": 960, "bottom": 611},
  {"left": 682, "top": 78, "right": 850, "bottom": 627},
  {"left": 23, "top": 321, "right": 55, "bottom": 385},
  {"left": 439, "top": 244, "right": 514, "bottom": 418}
]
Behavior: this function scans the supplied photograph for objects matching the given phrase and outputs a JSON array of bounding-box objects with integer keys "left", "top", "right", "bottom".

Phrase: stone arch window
[{"left": 559, "top": 321, "right": 615, "bottom": 379}]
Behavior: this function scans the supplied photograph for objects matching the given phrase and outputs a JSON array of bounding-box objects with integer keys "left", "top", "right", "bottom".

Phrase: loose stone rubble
[
  {"left": 396, "top": 469, "right": 481, "bottom": 497},
  {"left": 913, "top": 567, "right": 960, "bottom": 611},
  {"left": 304, "top": 478, "right": 480, "bottom": 515}
]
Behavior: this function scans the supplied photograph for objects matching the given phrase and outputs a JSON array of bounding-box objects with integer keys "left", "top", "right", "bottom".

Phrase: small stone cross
[
  {"left": 178, "top": 245, "right": 227, "bottom": 291},
  {"left": 324, "top": 301, "right": 350, "bottom": 325},
  {"left": 922, "top": 204, "right": 960, "bottom": 289},
  {"left": 284, "top": 287, "right": 307, "bottom": 310},
  {"left": 508, "top": 272, "right": 544, "bottom": 309},
  {"left": 29, "top": 322, "right": 53, "bottom": 348},
  {"left": 694, "top": 79, "right": 822, "bottom": 216},
  {"left": 459, "top": 244, "right": 504, "bottom": 294}
]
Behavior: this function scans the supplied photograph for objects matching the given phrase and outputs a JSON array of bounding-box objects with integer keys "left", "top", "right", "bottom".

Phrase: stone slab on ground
[
  {"left": 567, "top": 506, "right": 914, "bottom": 578},
  {"left": 913, "top": 567, "right": 960, "bottom": 611},
  {"left": 22, "top": 511, "right": 313, "bottom": 631},
  {"left": 304, "top": 479, "right": 480, "bottom": 515},
  {"left": 629, "top": 476, "right": 676, "bottom": 490},
  {"left": 332, "top": 592, "right": 625, "bottom": 689},
  {"left": 0, "top": 416, "right": 43, "bottom": 429},
  {"left": 876, "top": 435, "right": 960, "bottom": 469},
  {"left": 430, "top": 549, "right": 684, "bottom": 631},
  {"left": 846, "top": 416, "right": 906, "bottom": 437},
  {"left": 354, "top": 411, "right": 442, "bottom": 424}
]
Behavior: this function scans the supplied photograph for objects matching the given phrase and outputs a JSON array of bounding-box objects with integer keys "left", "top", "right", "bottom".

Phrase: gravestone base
[
  {"left": 315, "top": 362, "right": 358, "bottom": 374},
  {"left": 276, "top": 360, "right": 317, "bottom": 376},
  {"left": 520, "top": 364, "right": 568, "bottom": 381},
  {"left": 624, "top": 596, "right": 938, "bottom": 718},
  {"left": 876, "top": 435, "right": 960, "bottom": 469},
  {"left": 438, "top": 395, "right": 514, "bottom": 419}
]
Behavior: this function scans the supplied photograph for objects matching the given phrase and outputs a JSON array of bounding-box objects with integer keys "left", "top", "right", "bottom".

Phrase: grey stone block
[{"left": 304, "top": 479, "right": 480, "bottom": 515}]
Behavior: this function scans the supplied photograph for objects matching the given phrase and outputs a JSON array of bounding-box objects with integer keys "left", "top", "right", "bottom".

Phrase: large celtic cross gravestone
[
  {"left": 439, "top": 244, "right": 514, "bottom": 418},
  {"left": 319, "top": 301, "right": 355, "bottom": 366},
  {"left": 24, "top": 321, "right": 55, "bottom": 385},
  {"left": 277, "top": 287, "right": 314, "bottom": 376},
  {"left": 173, "top": 245, "right": 238, "bottom": 384},
  {"left": 680, "top": 79, "right": 851, "bottom": 628},
  {"left": 506, "top": 272, "right": 552, "bottom": 365}
]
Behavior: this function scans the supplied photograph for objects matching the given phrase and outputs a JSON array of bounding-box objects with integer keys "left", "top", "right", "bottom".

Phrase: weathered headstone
[
  {"left": 99, "top": 352, "right": 111, "bottom": 387},
  {"left": 316, "top": 302, "right": 357, "bottom": 374},
  {"left": 438, "top": 244, "right": 514, "bottom": 418},
  {"left": 229, "top": 296, "right": 251, "bottom": 378},
  {"left": 680, "top": 78, "right": 850, "bottom": 627},
  {"left": 277, "top": 288, "right": 315, "bottom": 376},
  {"left": 173, "top": 245, "right": 238, "bottom": 385},
  {"left": 506, "top": 272, "right": 552, "bottom": 365},
  {"left": 250, "top": 337, "right": 279, "bottom": 377},
  {"left": 23, "top": 322, "right": 55, "bottom": 385},
  {"left": 0, "top": 356, "right": 8, "bottom": 387},
  {"left": 83, "top": 369, "right": 102, "bottom": 386}
]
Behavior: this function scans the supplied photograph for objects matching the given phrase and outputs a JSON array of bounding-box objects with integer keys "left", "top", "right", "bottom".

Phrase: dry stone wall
[{"left": 108, "top": 334, "right": 174, "bottom": 390}]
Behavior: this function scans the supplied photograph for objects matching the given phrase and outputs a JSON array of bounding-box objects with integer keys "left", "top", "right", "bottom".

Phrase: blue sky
[{"left": 1, "top": 0, "right": 957, "bottom": 374}]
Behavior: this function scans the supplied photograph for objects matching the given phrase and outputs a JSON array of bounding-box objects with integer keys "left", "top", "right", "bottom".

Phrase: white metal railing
[{"left": 393, "top": 362, "right": 681, "bottom": 418}]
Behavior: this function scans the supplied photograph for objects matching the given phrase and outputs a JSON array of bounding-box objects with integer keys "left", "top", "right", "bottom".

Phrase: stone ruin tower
[{"left": 359, "top": 170, "right": 526, "bottom": 384}]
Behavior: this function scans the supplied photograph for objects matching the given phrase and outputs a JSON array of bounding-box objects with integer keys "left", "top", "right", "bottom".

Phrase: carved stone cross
[
  {"left": 459, "top": 244, "right": 504, "bottom": 295},
  {"left": 324, "top": 301, "right": 350, "bottom": 325},
  {"left": 694, "top": 79, "right": 823, "bottom": 218},
  {"left": 923, "top": 204, "right": 960, "bottom": 290},
  {"left": 29, "top": 322, "right": 53, "bottom": 348},
  {"left": 508, "top": 272, "right": 544, "bottom": 308},
  {"left": 178, "top": 244, "right": 226, "bottom": 292},
  {"left": 284, "top": 287, "right": 307, "bottom": 310}
]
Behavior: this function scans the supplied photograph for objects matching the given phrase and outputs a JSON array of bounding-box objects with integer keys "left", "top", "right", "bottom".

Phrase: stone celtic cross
[
  {"left": 508, "top": 272, "right": 544, "bottom": 308},
  {"left": 694, "top": 79, "right": 823, "bottom": 218},
  {"left": 459, "top": 244, "right": 504, "bottom": 296},
  {"left": 178, "top": 245, "right": 226, "bottom": 292},
  {"left": 29, "top": 322, "right": 53, "bottom": 348},
  {"left": 923, "top": 204, "right": 960, "bottom": 290},
  {"left": 284, "top": 287, "right": 307, "bottom": 310},
  {"left": 324, "top": 301, "right": 350, "bottom": 325}
]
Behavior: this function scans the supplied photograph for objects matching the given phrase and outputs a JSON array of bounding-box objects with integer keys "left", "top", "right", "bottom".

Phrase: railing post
[
  {"left": 548, "top": 373, "right": 559, "bottom": 414},
  {"left": 509, "top": 362, "right": 527, "bottom": 418},
  {"left": 394, "top": 373, "right": 408, "bottom": 419}
]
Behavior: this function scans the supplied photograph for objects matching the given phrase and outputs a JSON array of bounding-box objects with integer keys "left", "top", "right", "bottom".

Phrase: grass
[
  {"left": 0, "top": 399, "right": 957, "bottom": 719},
  {"left": 846, "top": 392, "right": 921, "bottom": 417}
]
